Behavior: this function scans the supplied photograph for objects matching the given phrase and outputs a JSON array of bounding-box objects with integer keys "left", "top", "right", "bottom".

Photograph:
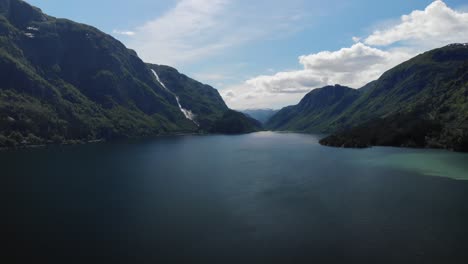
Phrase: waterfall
[{"left": 151, "top": 69, "right": 198, "bottom": 126}]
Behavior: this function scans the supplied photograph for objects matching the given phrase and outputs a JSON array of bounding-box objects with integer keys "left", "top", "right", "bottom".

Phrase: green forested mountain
[
  {"left": 147, "top": 64, "right": 228, "bottom": 130},
  {"left": 209, "top": 110, "right": 262, "bottom": 134},
  {"left": 266, "top": 85, "right": 361, "bottom": 132},
  {"left": 0, "top": 0, "right": 193, "bottom": 146},
  {"left": 330, "top": 44, "right": 468, "bottom": 131},
  {"left": 148, "top": 64, "right": 262, "bottom": 134},
  {"left": 0, "top": 0, "right": 259, "bottom": 148},
  {"left": 268, "top": 44, "right": 468, "bottom": 151}
]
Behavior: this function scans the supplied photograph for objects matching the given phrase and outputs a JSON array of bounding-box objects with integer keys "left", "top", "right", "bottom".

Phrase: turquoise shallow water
[
  {"left": 359, "top": 149, "right": 468, "bottom": 180},
  {"left": 1, "top": 132, "right": 468, "bottom": 263}
]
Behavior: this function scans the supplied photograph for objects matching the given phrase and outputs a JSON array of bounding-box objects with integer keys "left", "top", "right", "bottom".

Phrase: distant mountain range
[
  {"left": 241, "top": 109, "right": 278, "bottom": 124},
  {"left": 0, "top": 0, "right": 260, "bottom": 148},
  {"left": 267, "top": 44, "right": 468, "bottom": 152}
]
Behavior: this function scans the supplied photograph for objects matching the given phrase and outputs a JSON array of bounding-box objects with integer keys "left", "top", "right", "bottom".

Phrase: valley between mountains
[{"left": 1, "top": 0, "right": 467, "bottom": 152}]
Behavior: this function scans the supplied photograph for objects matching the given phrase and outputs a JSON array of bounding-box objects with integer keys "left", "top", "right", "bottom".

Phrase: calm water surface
[{"left": 2, "top": 132, "right": 468, "bottom": 263}]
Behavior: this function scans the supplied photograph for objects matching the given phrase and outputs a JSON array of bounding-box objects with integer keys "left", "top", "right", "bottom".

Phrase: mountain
[
  {"left": 319, "top": 112, "right": 447, "bottom": 149},
  {"left": 321, "top": 44, "right": 468, "bottom": 151},
  {"left": 266, "top": 85, "right": 361, "bottom": 132},
  {"left": 148, "top": 64, "right": 261, "bottom": 133},
  {"left": 241, "top": 109, "right": 278, "bottom": 124},
  {"left": 0, "top": 0, "right": 259, "bottom": 148},
  {"left": 209, "top": 110, "right": 262, "bottom": 134},
  {"left": 327, "top": 44, "right": 468, "bottom": 132},
  {"left": 270, "top": 44, "right": 468, "bottom": 151},
  {"left": 0, "top": 0, "right": 193, "bottom": 146},
  {"left": 147, "top": 64, "right": 228, "bottom": 131}
]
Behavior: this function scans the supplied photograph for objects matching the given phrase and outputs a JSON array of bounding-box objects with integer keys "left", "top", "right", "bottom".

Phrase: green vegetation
[
  {"left": 209, "top": 110, "right": 262, "bottom": 134},
  {"left": 319, "top": 112, "right": 444, "bottom": 149},
  {"left": 266, "top": 85, "right": 361, "bottom": 132},
  {"left": 0, "top": 0, "right": 260, "bottom": 148},
  {"left": 268, "top": 44, "right": 468, "bottom": 152},
  {"left": 147, "top": 64, "right": 228, "bottom": 131}
]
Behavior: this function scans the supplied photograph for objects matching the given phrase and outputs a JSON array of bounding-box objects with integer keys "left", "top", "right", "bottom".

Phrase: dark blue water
[{"left": 2, "top": 132, "right": 468, "bottom": 263}]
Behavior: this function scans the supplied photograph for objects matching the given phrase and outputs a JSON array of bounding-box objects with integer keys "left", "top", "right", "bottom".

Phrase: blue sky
[{"left": 26, "top": 0, "right": 468, "bottom": 109}]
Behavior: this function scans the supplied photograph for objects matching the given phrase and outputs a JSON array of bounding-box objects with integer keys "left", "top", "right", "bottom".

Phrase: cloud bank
[{"left": 223, "top": 0, "right": 468, "bottom": 109}]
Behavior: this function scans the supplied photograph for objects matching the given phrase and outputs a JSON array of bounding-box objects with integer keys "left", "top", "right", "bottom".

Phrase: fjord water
[{"left": 2, "top": 132, "right": 468, "bottom": 263}]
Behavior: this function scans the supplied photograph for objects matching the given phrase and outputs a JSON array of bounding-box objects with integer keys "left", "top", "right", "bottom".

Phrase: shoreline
[
  {"left": 0, "top": 131, "right": 209, "bottom": 151},
  {"left": 3, "top": 130, "right": 466, "bottom": 154}
]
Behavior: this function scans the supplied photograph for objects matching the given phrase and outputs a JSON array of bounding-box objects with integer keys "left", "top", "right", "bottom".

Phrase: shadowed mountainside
[{"left": 0, "top": 0, "right": 260, "bottom": 148}]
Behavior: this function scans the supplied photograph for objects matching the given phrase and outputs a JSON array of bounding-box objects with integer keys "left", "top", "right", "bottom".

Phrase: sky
[{"left": 26, "top": 0, "right": 468, "bottom": 109}]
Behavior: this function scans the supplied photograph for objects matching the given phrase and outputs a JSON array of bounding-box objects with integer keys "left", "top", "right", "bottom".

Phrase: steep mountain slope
[
  {"left": 0, "top": 0, "right": 259, "bottom": 148},
  {"left": 0, "top": 0, "right": 196, "bottom": 146},
  {"left": 147, "top": 64, "right": 229, "bottom": 130},
  {"left": 266, "top": 85, "right": 361, "bottom": 132},
  {"left": 241, "top": 109, "right": 278, "bottom": 124},
  {"left": 209, "top": 110, "right": 262, "bottom": 134},
  {"left": 321, "top": 44, "right": 468, "bottom": 151},
  {"left": 268, "top": 44, "right": 468, "bottom": 151},
  {"left": 330, "top": 44, "right": 468, "bottom": 131}
]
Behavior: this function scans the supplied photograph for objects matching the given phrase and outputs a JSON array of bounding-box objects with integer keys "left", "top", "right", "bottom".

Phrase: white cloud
[
  {"left": 112, "top": 30, "right": 135, "bottom": 36},
  {"left": 352, "top": 36, "right": 361, "bottom": 43},
  {"left": 125, "top": 0, "right": 307, "bottom": 66},
  {"left": 223, "top": 0, "right": 468, "bottom": 109},
  {"left": 246, "top": 70, "right": 324, "bottom": 94},
  {"left": 364, "top": 0, "right": 468, "bottom": 47},
  {"left": 221, "top": 84, "right": 307, "bottom": 109},
  {"left": 299, "top": 43, "right": 388, "bottom": 73},
  {"left": 223, "top": 43, "right": 412, "bottom": 108}
]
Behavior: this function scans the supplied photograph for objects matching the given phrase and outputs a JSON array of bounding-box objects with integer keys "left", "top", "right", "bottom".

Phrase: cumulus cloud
[
  {"left": 236, "top": 44, "right": 412, "bottom": 97},
  {"left": 299, "top": 43, "right": 388, "bottom": 72},
  {"left": 246, "top": 70, "right": 325, "bottom": 94},
  {"left": 364, "top": 0, "right": 468, "bottom": 47},
  {"left": 220, "top": 84, "right": 307, "bottom": 109},
  {"left": 223, "top": 0, "right": 468, "bottom": 109}
]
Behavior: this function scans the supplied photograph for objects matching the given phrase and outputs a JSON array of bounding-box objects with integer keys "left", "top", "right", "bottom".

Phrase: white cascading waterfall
[{"left": 151, "top": 69, "right": 198, "bottom": 126}]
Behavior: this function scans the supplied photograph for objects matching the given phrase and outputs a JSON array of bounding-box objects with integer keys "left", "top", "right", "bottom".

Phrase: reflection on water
[{"left": 1, "top": 132, "right": 468, "bottom": 263}]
